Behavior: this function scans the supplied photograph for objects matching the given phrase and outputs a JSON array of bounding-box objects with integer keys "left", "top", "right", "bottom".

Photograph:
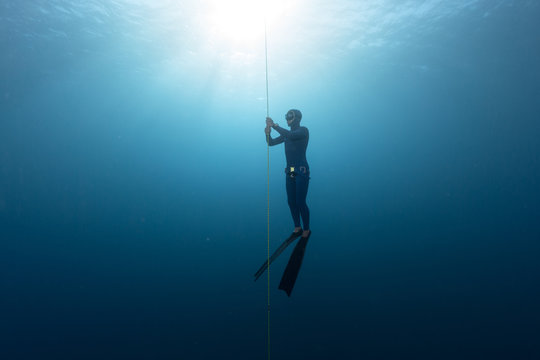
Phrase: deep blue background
[{"left": 1, "top": 1, "right": 539, "bottom": 359}]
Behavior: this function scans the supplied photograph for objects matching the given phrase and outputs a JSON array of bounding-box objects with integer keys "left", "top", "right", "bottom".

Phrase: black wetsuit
[{"left": 267, "top": 123, "right": 310, "bottom": 230}]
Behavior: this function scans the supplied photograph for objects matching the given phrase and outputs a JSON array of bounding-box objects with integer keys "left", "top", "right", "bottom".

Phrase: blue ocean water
[{"left": 1, "top": 0, "right": 539, "bottom": 359}]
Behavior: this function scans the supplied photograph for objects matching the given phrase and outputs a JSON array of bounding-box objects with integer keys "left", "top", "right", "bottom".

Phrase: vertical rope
[
  {"left": 265, "top": 21, "right": 270, "bottom": 118},
  {"left": 264, "top": 15, "right": 271, "bottom": 360}
]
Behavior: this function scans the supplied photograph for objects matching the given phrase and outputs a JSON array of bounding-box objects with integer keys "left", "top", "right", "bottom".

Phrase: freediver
[
  {"left": 254, "top": 109, "right": 311, "bottom": 296},
  {"left": 265, "top": 109, "right": 310, "bottom": 239}
]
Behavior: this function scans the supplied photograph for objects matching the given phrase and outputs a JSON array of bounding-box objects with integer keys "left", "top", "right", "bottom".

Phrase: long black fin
[
  {"left": 278, "top": 231, "right": 311, "bottom": 296},
  {"left": 254, "top": 230, "right": 302, "bottom": 281}
]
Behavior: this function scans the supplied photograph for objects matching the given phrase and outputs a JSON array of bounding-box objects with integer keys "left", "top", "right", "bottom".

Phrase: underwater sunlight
[{"left": 203, "top": 0, "right": 293, "bottom": 44}]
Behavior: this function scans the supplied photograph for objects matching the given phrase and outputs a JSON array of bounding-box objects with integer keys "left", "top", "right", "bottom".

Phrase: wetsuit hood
[{"left": 286, "top": 109, "right": 302, "bottom": 129}]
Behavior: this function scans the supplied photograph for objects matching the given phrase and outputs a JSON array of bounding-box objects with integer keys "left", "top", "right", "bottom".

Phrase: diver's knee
[{"left": 299, "top": 203, "right": 309, "bottom": 213}]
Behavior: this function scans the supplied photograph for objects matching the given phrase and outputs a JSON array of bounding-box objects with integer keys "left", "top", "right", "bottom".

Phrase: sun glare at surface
[{"left": 206, "top": 0, "right": 292, "bottom": 43}]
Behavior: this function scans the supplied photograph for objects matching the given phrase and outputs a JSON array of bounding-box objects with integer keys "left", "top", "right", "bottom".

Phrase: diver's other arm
[
  {"left": 273, "top": 125, "right": 308, "bottom": 140},
  {"left": 267, "top": 116, "right": 307, "bottom": 140},
  {"left": 265, "top": 117, "right": 284, "bottom": 145}
]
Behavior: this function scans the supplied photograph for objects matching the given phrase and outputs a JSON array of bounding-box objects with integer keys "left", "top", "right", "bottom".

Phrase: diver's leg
[
  {"left": 286, "top": 175, "right": 301, "bottom": 231},
  {"left": 296, "top": 174, "right": 310, "bottom": 236}
]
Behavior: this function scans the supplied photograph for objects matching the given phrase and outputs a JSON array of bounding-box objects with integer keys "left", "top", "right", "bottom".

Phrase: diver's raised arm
[
  {"left": 265, "top": 117, "right": 284, "bottom": 146},
  {"left": 273, "top": 125, "right": 308, "bottom": 141}
]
